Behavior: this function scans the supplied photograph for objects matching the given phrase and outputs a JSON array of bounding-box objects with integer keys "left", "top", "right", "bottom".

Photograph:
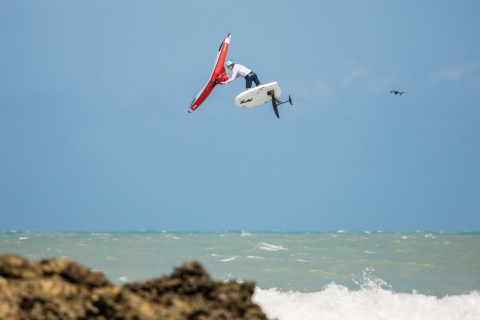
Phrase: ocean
[{"left": 1, "top": 231, "right": 479, "bottom": 319}]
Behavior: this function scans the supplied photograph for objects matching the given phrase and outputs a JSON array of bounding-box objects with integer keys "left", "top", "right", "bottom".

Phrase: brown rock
[{"left": 0, "top": 254, "right": 270, "bottom": 320}]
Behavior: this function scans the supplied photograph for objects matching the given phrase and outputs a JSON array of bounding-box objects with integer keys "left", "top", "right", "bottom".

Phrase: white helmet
[{"left": 226, "top": 60, "right": 234, "bottom": 67}]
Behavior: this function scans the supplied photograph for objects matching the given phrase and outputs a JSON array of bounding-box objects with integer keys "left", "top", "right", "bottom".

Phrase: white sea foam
[
  {"left": 241, "top": 231, "right": 252, "bottom": 237},
  {"left": 119, "top": 276, "right": 128, "bottom": 282},
  {"left": 221, "top": 256, "right": 238, "bottom": 262},
  {"left": 295, "top": 259, "right": 313, "bottom": 263},
  {"left": 247, "top": 256, "right": 266, "bottom": 259},
  {"left": 253, "top": 286, "right": 480, "bottom": 320},
  {"left": 254, "top": 269, "right": 480, "bottom": 319},
  {"left": 259, "top": 242, "right": 288, "bottom": 251},
  {"left": 19, "top": 237, "right": 29, "bottom": 240}
]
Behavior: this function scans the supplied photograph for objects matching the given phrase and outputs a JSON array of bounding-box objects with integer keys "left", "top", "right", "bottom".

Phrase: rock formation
[{"left": 0, "top": 253, "right": 269, "bottom": 320}]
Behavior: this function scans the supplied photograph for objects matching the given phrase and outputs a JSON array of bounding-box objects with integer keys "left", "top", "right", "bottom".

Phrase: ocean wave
[
  {"left": 259, "top": 242, "right": 288, "bottom": 251},
  {"left": 221, "top": 256, "right": 238, "bottom": 262},
  {"left": 253, "top": 286, "right": 480, "bottom": 320}
]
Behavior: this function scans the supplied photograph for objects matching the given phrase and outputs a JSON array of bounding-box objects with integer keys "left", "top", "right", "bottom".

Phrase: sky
[{"left": 1, "top": 0, "right": 479, "bottom": 232}]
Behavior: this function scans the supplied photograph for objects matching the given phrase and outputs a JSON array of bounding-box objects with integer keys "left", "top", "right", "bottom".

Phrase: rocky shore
[{"left": 0, "top": 253, "right": 270, "bottom": 320}]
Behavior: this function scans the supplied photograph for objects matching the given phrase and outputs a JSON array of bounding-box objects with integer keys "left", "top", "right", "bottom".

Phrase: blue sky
[{"left": 1, "top": 0, "right": 479, "bottom": 232}]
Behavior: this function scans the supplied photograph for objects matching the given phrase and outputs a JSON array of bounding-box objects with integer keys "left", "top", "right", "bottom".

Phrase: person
[{"left": 220, "top": 60, "right": 261, "bottom": 90}]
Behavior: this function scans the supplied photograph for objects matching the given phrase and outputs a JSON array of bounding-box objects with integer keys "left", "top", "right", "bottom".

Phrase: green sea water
[{"left": 1, "top": 231, "right": 479, "bottom": 297}]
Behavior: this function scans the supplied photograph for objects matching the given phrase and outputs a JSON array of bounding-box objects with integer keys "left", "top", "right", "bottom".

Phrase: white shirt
[{"left": 224, "top": 64, "right": 252, "bottom": 84}]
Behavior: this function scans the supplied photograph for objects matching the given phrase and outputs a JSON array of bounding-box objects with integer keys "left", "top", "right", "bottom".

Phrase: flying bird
[{"left": 390, "top": 90, "right": 405, "bottom": 95}]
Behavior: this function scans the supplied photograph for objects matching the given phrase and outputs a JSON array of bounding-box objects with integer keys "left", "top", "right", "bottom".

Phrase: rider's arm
[{"left": 223, "top": 67, "right": 238, "bottom": 84}]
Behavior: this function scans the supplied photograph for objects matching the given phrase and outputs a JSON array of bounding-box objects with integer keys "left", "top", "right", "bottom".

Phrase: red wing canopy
[{"left": 188, "top": 33, "right": 231, "bottom": 113}]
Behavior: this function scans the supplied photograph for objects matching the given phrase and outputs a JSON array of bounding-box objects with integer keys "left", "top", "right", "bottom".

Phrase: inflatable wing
[{"left": 188, "top": 33, "right": 231, "bottom": 113}]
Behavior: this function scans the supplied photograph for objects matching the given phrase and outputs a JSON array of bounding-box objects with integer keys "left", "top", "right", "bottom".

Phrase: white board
[{"left": 234, "top": 82, "right": 281, "bottom": 108}]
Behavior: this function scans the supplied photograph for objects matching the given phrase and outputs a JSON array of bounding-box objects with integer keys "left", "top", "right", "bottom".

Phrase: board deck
[{"left": 234, "top": 82, "right": 282, "bottom": 108}]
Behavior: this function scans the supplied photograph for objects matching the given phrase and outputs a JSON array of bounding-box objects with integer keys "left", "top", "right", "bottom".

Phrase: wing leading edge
[{"left": 188, "top": 33, "right": 231, "bottom": 113}]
